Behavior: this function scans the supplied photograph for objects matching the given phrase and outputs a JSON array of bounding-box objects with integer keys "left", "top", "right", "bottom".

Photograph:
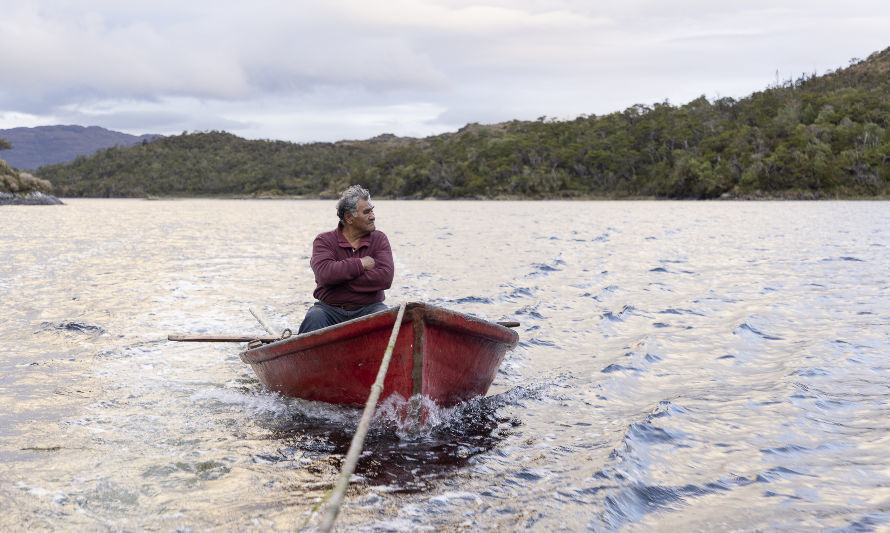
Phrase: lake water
[{"left": 1, "top": 199, "right": 888, "bottom": 532}]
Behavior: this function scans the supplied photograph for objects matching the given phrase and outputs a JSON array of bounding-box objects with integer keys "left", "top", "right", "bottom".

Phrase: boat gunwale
[{"left": 239, "top": 302, "right": 517, "bottom": 365}]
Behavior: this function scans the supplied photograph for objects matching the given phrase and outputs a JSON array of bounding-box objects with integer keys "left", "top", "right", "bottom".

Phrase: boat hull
[{"left": 239, "top": 302, "right": 518, "bottom": 407}]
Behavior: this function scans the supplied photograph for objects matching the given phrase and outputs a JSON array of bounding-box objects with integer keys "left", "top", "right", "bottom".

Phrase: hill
[
  {"left": 0, "top": 125, "right": 162, "bottom": 170},
  {"left": 33, "top": 46, "right": 890, "bottom": 199},
  {"left": 36, "top": 131, "right": 412, "bottom": 198}
]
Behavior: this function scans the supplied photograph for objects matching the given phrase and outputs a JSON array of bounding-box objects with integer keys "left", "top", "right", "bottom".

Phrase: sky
[{"left": 1, "top": 1, "right": 888, "bottom": 144}]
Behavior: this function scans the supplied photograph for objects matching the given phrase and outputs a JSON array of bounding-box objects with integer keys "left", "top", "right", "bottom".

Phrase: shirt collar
[{"left": 336, "top": 225, "right": 371, "bottom": 249}]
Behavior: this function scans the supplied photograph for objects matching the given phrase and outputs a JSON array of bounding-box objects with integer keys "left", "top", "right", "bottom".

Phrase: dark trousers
[{"left": 298, "top": 301, "right": 389, "bottom": 334}]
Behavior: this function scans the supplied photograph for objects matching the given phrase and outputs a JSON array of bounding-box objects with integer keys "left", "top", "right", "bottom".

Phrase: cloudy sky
[{"left": 1, "top": 1, "right": 888, "bottom": 143}]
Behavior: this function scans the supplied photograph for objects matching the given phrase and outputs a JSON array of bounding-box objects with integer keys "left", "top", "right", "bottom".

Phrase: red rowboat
[{"left": 239, "top": 302, "right": 518, "bottom": 407}]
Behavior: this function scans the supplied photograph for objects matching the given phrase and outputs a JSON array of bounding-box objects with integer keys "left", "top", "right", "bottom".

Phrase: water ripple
[{"left": 3, "top": 199, "right": 890, "bottom": 532}]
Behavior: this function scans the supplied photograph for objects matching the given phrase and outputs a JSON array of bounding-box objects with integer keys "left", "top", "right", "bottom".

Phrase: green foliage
[
  {"left": 36, "top": 46, "right": 890, "bottom": 199},
  {"left": 1, "top": 157, "right": 54, "bottom": 194},
  {"left": 0, "top": 138, "right": 10, "bottom": 151}
]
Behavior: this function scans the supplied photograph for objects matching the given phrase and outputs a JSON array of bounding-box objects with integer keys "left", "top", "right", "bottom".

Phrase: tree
[{"left": 0, "top": 138, "right": 11, "bottom": 151}]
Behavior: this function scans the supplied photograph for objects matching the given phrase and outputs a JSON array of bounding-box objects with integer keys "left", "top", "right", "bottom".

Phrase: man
[{"left": 298, "top": 185, "right": 394, "bottom": 333}]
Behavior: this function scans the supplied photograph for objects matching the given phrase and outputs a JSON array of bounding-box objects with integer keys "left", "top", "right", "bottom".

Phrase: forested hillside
[
  {"left": 37, "top": 133, "right": 406, "bottom": 198},
  {"left": 36, "top": 46, "right": 890, "bottom": 199}
]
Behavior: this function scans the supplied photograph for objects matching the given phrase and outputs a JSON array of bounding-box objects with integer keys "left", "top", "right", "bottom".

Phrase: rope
[
  {"left": 318, "top": 301, "right": 408, "bottom": 532},
  {"left": 249, "top": 305, "right": 281, "bottom": 338}
]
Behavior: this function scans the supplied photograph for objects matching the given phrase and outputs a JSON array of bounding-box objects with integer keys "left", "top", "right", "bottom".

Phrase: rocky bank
[{"left": 0, "top": 157, "right": 64, "bottom": 205}]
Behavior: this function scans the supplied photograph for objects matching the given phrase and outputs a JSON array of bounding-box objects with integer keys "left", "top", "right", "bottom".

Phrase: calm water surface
[{"left": 1, "top": 199, "right": 888, "bottom": 532}]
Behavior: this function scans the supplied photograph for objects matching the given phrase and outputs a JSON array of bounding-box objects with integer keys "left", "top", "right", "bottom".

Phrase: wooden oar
[
  {"left": 168, "top": 306, "right": 292, "bottom": 344},
  {"left": 167, "top": 334, "right": 279, "bottom": 342},
  {"left": 169, "top": 309, "right": 510, "bottom": 343}
]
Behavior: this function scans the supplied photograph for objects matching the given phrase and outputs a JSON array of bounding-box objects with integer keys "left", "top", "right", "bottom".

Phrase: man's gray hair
[{"left": 336, "top": 185, "right": 371, "bottom": 221}]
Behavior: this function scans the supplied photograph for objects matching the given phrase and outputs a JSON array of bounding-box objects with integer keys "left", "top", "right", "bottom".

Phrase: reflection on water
[{"left": 1, "top": 199, "right": 889, "bottom": 531}]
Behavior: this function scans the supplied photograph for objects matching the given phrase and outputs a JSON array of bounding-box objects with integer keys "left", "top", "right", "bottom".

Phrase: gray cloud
[{"left": 1, "top": 1, "right": 888, "bottom": 142}]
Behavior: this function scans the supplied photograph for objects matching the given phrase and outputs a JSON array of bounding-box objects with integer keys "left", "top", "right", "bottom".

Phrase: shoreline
[
  {"left": 47, "top": 192, "right": 890, "bottom": 201},
  {"left": 0, "top": 191, "right": 65, "bottom": 205}
]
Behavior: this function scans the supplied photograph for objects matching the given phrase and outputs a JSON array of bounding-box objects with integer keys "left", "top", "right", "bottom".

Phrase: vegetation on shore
[
  {"left": 1, "top": 138, "right": 55, "bottom": 196},
  {"left": 35, "top": 46, "right": 890, "bottom": 199}
]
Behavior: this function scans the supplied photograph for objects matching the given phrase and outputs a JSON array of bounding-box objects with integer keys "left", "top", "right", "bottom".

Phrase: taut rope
[{"left": 318, "top": 301, "right": 408, "bottom": 532}]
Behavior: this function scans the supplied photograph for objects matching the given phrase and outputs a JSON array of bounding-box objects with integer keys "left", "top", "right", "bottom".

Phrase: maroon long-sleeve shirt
[{"left": 309, "top": 225, "right": 394, "bottom": 306}]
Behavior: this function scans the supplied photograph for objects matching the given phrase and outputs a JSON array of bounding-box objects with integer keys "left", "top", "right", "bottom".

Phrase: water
[{"left": 1, "top": 199, "right": 888, "bottom": 532}]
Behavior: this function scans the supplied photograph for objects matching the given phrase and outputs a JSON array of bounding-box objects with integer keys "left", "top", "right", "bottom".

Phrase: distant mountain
[{"left": 0, "top": 125, "right": 162, "bottom": 170}]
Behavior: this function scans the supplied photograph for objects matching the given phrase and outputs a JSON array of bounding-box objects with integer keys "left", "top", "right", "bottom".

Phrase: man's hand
[{"left": 360, "top": 256, "right": 376, "bottom": 271}]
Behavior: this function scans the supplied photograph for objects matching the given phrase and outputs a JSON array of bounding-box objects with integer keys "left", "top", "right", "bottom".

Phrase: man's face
[{"left": 348, "top": 199, "right": 376, "bottom": 234}]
